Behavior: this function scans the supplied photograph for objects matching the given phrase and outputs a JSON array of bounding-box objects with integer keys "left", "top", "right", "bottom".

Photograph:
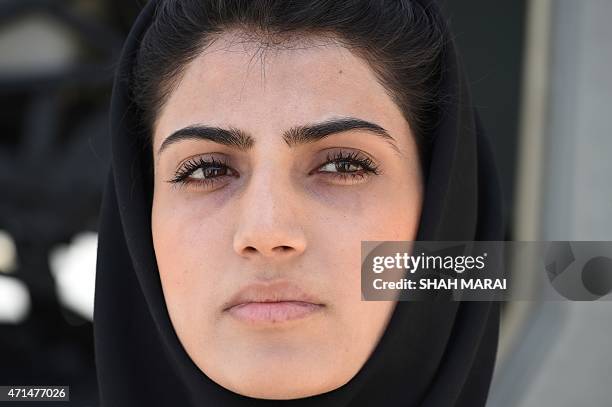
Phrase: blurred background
[{"left": 0, "top": 0, "right": 610, "bottom": 406}]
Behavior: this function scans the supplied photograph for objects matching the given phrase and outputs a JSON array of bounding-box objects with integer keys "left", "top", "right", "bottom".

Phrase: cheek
[
  {"left": 151, "top": 194, "right": 229, "bottom": 330},
  {"left": 305, "top": 183, "right": 421, "bottom": 311},
  {"left": 323, "top": 175, "right": 421, "bottom": 345},
  {"left": 319, "top": 183, "right": 420, "bottom": 333},
  {"left": 313, "top": 217, "right": 400, "bottom": 375},
  {"left": 152, "top": 191, "right": 229, "bottom": 273},
  {"left": 343, "top": 179, "right": 422, "bottom": 242}
]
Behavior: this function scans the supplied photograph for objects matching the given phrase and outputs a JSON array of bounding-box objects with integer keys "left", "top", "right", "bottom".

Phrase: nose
[{"left": 232, "top": 170, "right": 307, "bottom": 261}]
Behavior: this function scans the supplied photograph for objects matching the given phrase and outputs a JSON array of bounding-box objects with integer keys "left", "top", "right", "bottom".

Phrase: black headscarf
[{"left": 94, "top": 0, "right": 504, "bottom": 405}]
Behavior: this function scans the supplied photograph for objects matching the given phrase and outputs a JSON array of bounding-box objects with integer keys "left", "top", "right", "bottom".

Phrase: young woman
[{"left": 94, "top": 0, "right": 504, "bottom": 405}]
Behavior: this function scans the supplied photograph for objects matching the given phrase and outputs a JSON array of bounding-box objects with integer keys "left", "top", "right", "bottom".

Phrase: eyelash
[
  {"left": 168, "top": 156, "right": 233, "bottom": 188},
  {"left": 167, "top": 150, "right": 380, "bottom": 189}
]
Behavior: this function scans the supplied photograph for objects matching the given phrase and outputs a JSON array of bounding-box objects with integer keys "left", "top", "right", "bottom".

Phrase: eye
[
  {"left": 314, "top": 150, "right": 380, "bottom": 184},
  {"left": 190, "top": 166, "right": 229, "bottom": 179},
  {"left": 167, "top": 156, "right": 237, "bottom": 189},
  {"left": 319, "top": 161, "right": 363, "bottom": 173}
]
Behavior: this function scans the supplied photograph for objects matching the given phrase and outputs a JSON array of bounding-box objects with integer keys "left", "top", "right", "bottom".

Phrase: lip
[{"left": 223, "top": 281, "right": 325, "bottom": 324}]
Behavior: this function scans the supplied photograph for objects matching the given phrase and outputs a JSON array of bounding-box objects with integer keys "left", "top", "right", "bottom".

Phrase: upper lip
[{"left": 222, "top": 280, "right": 324, "bottom": 311}]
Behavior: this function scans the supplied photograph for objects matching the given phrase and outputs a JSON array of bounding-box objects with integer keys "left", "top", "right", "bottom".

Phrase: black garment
[{"left": 94, "top": 0, "right": 504, "bottom": 405}]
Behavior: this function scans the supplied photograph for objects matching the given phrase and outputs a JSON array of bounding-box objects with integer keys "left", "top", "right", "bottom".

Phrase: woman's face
[{"left": 151, "top": 31, "right": 423, "bottom": 400}]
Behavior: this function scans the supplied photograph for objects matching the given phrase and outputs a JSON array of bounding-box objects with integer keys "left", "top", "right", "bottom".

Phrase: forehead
[{"left": 153, "top": 30, "right": 408, "bottom": 148}]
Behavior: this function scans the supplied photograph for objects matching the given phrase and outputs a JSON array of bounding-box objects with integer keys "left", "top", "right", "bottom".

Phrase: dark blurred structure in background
[
  {"left": 0, "top": 1, "right": 140, "bottom": 404},
  {"left": 443, "top": 0, "right": 527, "bottom": 237},
  {"left": 1, "top": 1, "right": 611, "bottom": 406}
]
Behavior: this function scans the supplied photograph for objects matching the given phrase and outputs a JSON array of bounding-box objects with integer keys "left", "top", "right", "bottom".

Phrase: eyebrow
[{"left": 157, "top": 117, "right": 400, "bottom": 156}]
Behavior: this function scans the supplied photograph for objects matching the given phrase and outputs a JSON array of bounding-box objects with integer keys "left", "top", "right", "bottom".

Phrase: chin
[
  {"left": 203, "top": 355, "right": 350, "bottom": 400},
  {"left": 225, "top": 374, "right": 344, "bottom": 400}
]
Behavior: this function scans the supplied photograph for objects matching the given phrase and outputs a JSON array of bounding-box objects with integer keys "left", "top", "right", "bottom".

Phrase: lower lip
[{"left": 226, "top": 301, "right": 324, "bottom": 324}]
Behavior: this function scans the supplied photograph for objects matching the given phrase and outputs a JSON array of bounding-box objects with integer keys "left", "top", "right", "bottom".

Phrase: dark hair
[{"left": 131, "top": 0, "right": 448, "bottom": 167}]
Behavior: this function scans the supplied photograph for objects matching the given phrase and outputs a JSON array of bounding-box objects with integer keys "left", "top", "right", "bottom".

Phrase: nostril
[{"left": 241, "top": 245, "right": 295, "bottom": 256}]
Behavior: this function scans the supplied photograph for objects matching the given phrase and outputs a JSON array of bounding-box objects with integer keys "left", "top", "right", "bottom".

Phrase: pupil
[
  {"left": 337, "top": 161, "right": 355, "bottom": 172},
  {"left": 204, "top": 166, "right": 225, "bottom": 177}
]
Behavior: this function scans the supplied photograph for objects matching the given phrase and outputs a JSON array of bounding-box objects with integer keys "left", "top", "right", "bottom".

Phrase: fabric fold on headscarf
[{"left": 94, "top": 0, "right": 504, "bottom": 405}]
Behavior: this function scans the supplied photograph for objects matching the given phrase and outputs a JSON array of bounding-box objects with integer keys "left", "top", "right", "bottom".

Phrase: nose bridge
[
  {"left": 233, "top": 159, "right": 306, "bottom": 258},
  {"left": 246, "top": 155, "right": 293, "bottom": 220},
  {"left": 249, "top": 163, "right": 287, "bottom": 218}
]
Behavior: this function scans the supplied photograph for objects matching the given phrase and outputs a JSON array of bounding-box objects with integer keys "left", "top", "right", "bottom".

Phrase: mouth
[{"left": 223, "top": 281, "right": 325, "bottom": 325}]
